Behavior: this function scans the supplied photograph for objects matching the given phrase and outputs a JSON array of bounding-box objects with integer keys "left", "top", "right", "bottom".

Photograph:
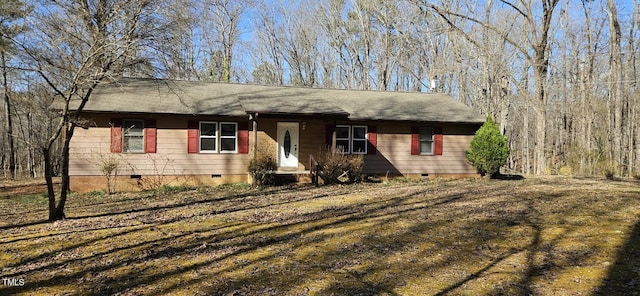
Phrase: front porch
[{"left": 248, "top": 115, "right": 341, "bottom": 174}]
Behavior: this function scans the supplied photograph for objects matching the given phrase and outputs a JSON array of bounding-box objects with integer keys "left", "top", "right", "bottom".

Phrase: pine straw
[{"left": 1, "top": 177, "right": 639, "bottom": 295}]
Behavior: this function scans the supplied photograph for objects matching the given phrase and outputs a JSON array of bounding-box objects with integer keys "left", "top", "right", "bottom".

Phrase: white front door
[{"left": 277, "top": 122, "right": 299, "bottom": 169}]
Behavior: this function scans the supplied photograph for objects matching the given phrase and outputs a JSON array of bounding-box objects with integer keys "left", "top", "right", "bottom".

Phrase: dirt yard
[
  {"left": 0, "top": 177, "right": 639, "bottom": 295},
  {"left": 0, "top": 178, "right": 60, "bottom": 198}
]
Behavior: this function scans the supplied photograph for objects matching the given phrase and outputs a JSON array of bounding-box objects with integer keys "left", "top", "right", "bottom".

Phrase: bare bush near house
[
  {"left": 92, "top": 154, "right": 122, "bottom": 195},
  {"left": 316, "top": 148, "right": 364, "bottom": 185},
  {"left": 248, "top": 155, "right": 277, "bottom": 186},
  {"left": 131, "top": 154, "right": 181, "bottom": 191}
]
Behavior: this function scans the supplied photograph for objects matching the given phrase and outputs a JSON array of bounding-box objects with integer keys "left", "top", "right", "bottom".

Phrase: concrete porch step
[{"left": 274, "top": 170, "right": 311, "bottom": 175}]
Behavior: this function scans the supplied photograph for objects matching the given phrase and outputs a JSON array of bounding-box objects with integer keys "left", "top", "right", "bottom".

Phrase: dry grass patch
[{"left": 0, "top": 177, "right": 639, "bottom": 295}]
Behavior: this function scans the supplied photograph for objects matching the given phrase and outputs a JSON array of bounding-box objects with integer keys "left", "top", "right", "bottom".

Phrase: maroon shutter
[
  {"left": 238, "top": 122, "right": 249, "bottom": 154},
  {"left": 367, "top": 125, "right": 377, "bottom": 155},
  {"left": 410, "top": 126, "right": 419, "bottom": 155},
  {"left": 110, "top": 119, "right": 123, "bottom": 153},
  {"left": 325, "top": 124, "right": 335, "bottom": 149},
  {"left": 434, "top": 127, "right": 443, "bottom": 155},
  {"left": 144, "top": 119, "right": 157, "bottom": 153},
  {"left": 187, "top": 120, "right": 199, "bottom": 153}
]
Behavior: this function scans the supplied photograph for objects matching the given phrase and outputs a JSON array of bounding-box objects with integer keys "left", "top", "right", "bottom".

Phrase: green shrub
[
  {"left": 316, "top": 148, "right": 364, "bottom": 185},
  {"left": 14, "top": 193, "right": 49, "bottom": 205},
  {"left": 466, "top": 116, "right": 510, "bottom": 178},
  {"left": 87, "top": 190, "right": 106, "bottom": 197},
  {"left": 159, "top": 184, "right": 192, "bottom": 194},
  {"left": 248, "top": 155, "right": 277, "bottom": 186}
]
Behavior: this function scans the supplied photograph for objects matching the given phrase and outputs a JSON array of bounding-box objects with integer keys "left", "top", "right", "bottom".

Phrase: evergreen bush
[{"left": 466, "top": 116, "right": 510, "bottom": 178}]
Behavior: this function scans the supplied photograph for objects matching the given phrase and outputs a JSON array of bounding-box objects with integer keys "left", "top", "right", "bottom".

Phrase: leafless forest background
[{"left": 1, "top": 0, "right": 639, "bottom": 180}]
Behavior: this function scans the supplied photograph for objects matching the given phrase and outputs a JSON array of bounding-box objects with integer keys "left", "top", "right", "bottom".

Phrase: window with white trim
[
  {"left": 123, "top": 119, "right": 144, "bottom": 153},
  {"left": 419, "top": 127, "right": 434, "bottom": 155},
  {"left": 335, "top": 125, "right": 367, "bottom": 154},
  {"left": 351, "top": 126, "right": 367, "bottom": 154},
  {"left": 336, "top": 125, "right": 350, "bottom": 153},
  {"left": 199, "top": 122, "right": 217, "bottom": 152},
  {"left": 219, "top": 122, "right": 238, "bottom": 153},
  {"left": 199, "top": 122, "right": 238, "bottom": 153}
]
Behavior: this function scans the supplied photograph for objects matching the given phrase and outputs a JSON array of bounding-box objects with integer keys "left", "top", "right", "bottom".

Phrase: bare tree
[
  {"left": 628, "top": 0, "right": 639, "bottom": 175},
  {"left": 252, "top": 0, "right": 326, "bottom": 87},
  {"left": 606, "top": 0, "right": 624, "bottom": 174},
  {"left": 252, "top": 0, "right": 286, "bottom": 85},
  {"left": 411, "top": 0, "right": 560, "bottom": 175},
  {"left": 198, "top": 0, "right": 251, "bottom": 82},
  {"left": 153, "top": 0, "right": 201, "bottom": 80},
  {"left": 14, "top": 0, "right": 160, "bottom": 221},
  {"left": 0, "top": 0, "right": 29, "bottom": 179},
  {"left": 282, "top": 2, "right": 321, "bottom": 87}
]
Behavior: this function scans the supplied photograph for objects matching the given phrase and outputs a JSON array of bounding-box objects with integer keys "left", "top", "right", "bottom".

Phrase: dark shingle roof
[{"left": 73, "top": 78, "right": 484, "bottom": 124}]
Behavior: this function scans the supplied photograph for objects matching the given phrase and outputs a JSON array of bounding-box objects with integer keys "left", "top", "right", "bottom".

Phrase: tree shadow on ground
[
  {"left": 595, "top": 220, "right": 640, "bottom": 295},
  {"left": 0, "top": 219, "right": 50, "bottom": 231},
  {"left": 0, "top": 184, "right": 383, "bottom": 294},
  {"left": 492, "top": 173, "right": 525, "bottom": 180},
  {"left": 64, "top": 186, "right": 296, "bottom": 221},
  {"left": 1, "top": 181, "right": 638, "bottom": 295}
]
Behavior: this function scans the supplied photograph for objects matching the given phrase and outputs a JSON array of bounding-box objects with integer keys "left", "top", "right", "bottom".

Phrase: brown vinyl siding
[
  {"left": 69, "top": 113, "right": 478, "bottom": 192},
  {"left": 70, "top": 114, "right": 250, "bottom": 177},
  {"left": 253, "top": 118, "right": 277, "bottom": 162},
  {"left": 361, "top": 122, "right": 477, "bottom": 175},
  {"left": 298, "top": 119, "right": 328, "bottom": 171},
  {"left": 252, "top": 118, "right": 327, "bottom": 171}
]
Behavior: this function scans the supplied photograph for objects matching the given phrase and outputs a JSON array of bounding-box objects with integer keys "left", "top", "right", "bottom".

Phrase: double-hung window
[
  {"left": 198, "top": 122, "right": 237, "bottom": 153},
  {"left": 123, "top": 119, "right": 144, "bottom": 153},
  {"left": 336, "top": 125, "right": 351, "bottom": 153},
  {"left": 335, "top": 125, "right": 367, "bottom": 154},
  {"left": 351, "top": 126, "right": 367, "bottom": 154},
  {"left": 219, "top": 122, "right": 238, "bottom": 153},
  {"left": 419, "top": 127, "right": 434, "bottom": 155},
  {"left": 199, "top": 122, "right": 217, "bottom": 152}
]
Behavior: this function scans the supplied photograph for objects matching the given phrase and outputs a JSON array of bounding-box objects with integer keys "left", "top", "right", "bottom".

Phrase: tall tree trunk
[
  {"left": 43, "top": 147, "right": 57, "bottom": 221},
  {"left": 531, "top": 0, "right": 558, "bottom": 174},
  {"left": 55, "top": 124, "right": 75, "bottom": 219},
  {"left": 523, "top": 106, "right": 530, "bottom": 175},
  {"left": 607, "top": 0, "right": 623, "bottom": 174},
  {"left": 481, "top": 1, "right": 492, "bottom": 118},
  {"left": 629, "top": 0, "right": 639, "bottom": 174},
  {"left": 223, "top": 43, "right": 232, "bottom": 83},
  {"left": 534, "top": 105, "right": 546, "bottom": 174},
  {"left": 579, "top": 60, "right": 587, "bottom": 174},
  {"left": 28, "top": 112, "right": 36, "bottom": 177},
  {"left": 533, "top": 62, "right": 548, "bottom": 175},
  {"left": 499, "top": 76, "right": 509, "bottom": 135},
  {"left": 2, "top": 51, "right": 16, "bottom": 179}
]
